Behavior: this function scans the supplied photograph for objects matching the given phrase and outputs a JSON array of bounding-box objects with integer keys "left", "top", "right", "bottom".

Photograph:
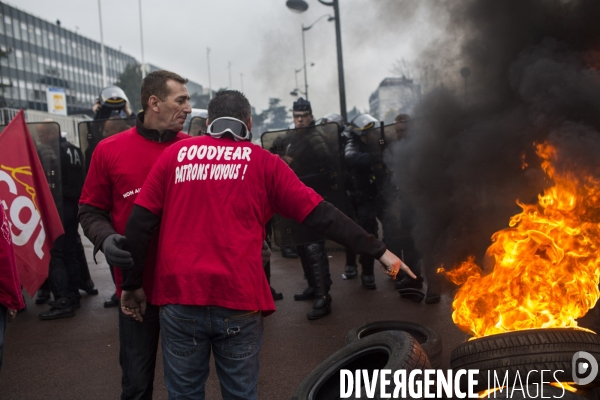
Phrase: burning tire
[
  {"left": 345, "top": 321, "right": 443, "bottom": 368},
  {"left": 450, "top": 328, "right": 600, "bottom": 393},
  {"left": 292, "top": 331, "right": 430, "bottom": 400}
]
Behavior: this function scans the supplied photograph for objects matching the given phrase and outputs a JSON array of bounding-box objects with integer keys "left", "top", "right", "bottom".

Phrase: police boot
[
  {"left": 281, "top": 246, "right": 298, "bottom": 259},
  {"left": 294, "top": 244, "right": 317, "bottom": 301},
  {"left": 345, "top": 265, "right": 358, "bottom": 279},
  {"left": 39, "top": 297, "right": 74, "bottom": 320},
  {"left": 35, "top": 289, "right": 51, "bottom": 304},
  {"left": 306, "top": 243, "right": 332, "bottom": 320},
  {"left": 344, "top": 248, "right": 358, "bottom": 279},
  {"left": 79, "top": 279, "right": 99, "bottom": 295},
  {"left": 360, "top": 255, "right": 376, "bottom": 290}
]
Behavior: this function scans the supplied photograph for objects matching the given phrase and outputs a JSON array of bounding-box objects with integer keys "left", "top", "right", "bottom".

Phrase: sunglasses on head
[{"left": 206, "top": 117, "right": 251, "bottom": 141}]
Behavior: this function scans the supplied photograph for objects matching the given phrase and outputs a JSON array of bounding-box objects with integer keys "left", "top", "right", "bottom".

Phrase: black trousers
[
  {"left": 49, "top": 197, "right": 81, "bottom": 299},
  {"left": 355, "top": 201, "right": 379, "bottom": 275},
  {"left": 119, "top": 303, "right": 160, "bottom": 400}
]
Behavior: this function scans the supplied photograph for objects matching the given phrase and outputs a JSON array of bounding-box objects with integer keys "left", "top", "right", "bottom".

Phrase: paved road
[{"left": 0, "top": 236, "right": 470, "bottom": 399}]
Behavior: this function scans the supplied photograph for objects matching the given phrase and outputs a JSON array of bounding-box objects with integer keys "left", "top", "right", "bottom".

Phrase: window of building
[
  {"left": 4, "top": 15, "right": 11, "bottom": 37},
  {"left": 35, "top": 27, "right": 42, "bottom": 47},
  {"left": 0, "top": 45, "right": 7, "bottom": 68},
  {"left": 8, "top": 50, "right": 15, "bottom": 68},
  {"left": 15, "top": 49, "right": 23, "bottom": 70},
  {"left": 28, "top": 26, "right": 34, "bottom": 44},
  {"left": 23, "top": 51, "right": 31, "bottom": 71},
  {"left": 0, "top": 15, "right": 4, "bottom": 34},
  {"left": 47, "top": 32, "right": 55, "bottom": 51},
  {"left": 20, "top": 22, "right": 27, "bottom": 41}
]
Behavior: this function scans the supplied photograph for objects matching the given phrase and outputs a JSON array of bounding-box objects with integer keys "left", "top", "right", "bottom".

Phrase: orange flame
[{"left": 443, "top": 142, "right": 600, "bottom": 338}]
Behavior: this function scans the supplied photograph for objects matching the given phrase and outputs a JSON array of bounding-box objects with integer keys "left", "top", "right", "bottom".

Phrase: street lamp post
[
  {"left": 301, "top": 14, "right": 333, "bottom": 101},
  {"left": 287, "top": 0, "right": 347, "bottom": 121},
  {"left": 138, "top": 0, "right": 145, "bottom": 80},
  {"left": 97, "top": 0, "right": 107, "bottom": 87},
  {"left": 291, "top": 63, "right": 314, "bottom": 97}
]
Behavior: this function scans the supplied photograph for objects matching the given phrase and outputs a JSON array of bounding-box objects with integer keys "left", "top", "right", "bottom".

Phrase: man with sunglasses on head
[
  {"left": 119, "top": 90, "right": 415, "bottom": 400},
  {"left": 78, "top": 70, "right": 191, "bottom": 400}
]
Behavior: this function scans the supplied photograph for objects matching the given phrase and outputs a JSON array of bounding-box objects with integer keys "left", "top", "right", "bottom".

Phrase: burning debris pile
[
  {"left": 443, "top": 142, "right": 600, "bottom": 337},
  {"left": 382, "top": 0, "right": 600, "bottom": 335}
]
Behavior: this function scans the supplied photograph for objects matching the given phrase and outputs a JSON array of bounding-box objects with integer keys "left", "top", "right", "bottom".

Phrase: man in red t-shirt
[
  {"left": 119, "top": 90, "right": 416, "bottom": 399},
  {"left": 0, "top": 204, "right": 25, "bottom": 372},
  {"left": 78, "top": 70, "right": 191, "bottom": 399}
]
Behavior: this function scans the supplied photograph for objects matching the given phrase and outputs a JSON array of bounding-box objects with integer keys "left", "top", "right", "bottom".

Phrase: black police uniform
[
  {"left": 39, "top": 138, "right": 88, "bottom": 319},
  {"left": 343, "top": 133, "right": 380, "bottom": 289},
  {"left": 272, "top": 98, "right": 333, "bottom": 319}
]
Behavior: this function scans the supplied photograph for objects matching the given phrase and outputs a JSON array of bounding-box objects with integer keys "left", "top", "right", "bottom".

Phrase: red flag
[{"left": 0, "top": 110, "right": 64, "bottom": 296}]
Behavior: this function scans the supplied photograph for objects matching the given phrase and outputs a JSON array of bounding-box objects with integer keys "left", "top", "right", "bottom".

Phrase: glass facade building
[
  {"left": 0, "top": 2, "right": 137, "bottom": 114},
  {"left": 0, "top": 3, "right": 202, "bottom": 115}
]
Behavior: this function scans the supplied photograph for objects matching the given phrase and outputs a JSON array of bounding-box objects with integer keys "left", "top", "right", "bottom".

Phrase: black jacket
[{"left": 344, "top": 136, "right": 378, "bottom": 201}]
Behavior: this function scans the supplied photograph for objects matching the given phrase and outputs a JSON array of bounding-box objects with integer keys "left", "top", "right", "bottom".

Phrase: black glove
[{"left": 101, "top": 234, "right": 133, "bottom": 268}]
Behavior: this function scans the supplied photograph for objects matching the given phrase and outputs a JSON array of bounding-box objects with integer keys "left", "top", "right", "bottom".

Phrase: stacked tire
[
  {"left": 450, "top": 328, "right": 600, "bottom": 396},
  {"left": 346, "top": 321, "right": 443, "bottom": 368}
]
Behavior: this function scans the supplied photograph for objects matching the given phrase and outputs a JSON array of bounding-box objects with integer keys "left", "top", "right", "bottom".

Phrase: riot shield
[
  {"left": 0, "top": 121, "right": 63, "bottom": 218},
  {"left": 364, "top": 121, "right": 407, "bottom": 162},
  {"left": 188, "top": 116, "right": 208, "bottom": 137},
  {"left": 78, "top": 117, "right": 135, "bottom": 174},
  {"left": 261, "top": 122, "right": 346, "bottom": 247}
]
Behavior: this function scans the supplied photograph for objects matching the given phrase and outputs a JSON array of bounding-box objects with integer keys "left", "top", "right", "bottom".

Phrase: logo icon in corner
[{"left": 572, "top": 351, "right": 598, "bottom": 385}]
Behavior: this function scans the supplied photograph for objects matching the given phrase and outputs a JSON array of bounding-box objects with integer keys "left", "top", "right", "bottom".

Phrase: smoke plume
[{"left": 384, "top": 0, "right": 600, "bottom": 289}]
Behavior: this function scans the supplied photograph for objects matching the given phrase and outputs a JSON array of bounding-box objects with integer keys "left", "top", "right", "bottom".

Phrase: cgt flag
[{"left": 0, "top": 110, "right": 63, "bottom": 296}]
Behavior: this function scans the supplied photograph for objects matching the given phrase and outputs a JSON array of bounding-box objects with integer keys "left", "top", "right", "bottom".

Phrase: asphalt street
[{"left": 0, "top": 235, "right": 473, "bottom": 399}]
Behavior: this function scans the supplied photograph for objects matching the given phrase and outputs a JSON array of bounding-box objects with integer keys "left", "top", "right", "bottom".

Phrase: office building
[{"left": 0, "top": 2, "right": 203, "bottom": 115}]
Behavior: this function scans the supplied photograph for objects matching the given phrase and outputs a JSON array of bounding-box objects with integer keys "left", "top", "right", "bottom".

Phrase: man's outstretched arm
[{"left": 301, "top": 201, "right": 416, "bottom": 279}]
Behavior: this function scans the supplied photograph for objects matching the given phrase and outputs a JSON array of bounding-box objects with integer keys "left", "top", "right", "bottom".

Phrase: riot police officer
[
  {"left": 92, "top": 86, "right": 134, "bottom": 120},
  {"left": 39, "top": 125, "right": 88, "bottom": 319},
  {"left": 319, "top": 113, "right": 360, "bottom": 279},
  {"left": 272, "top": 98, "right": 333, "bottom": 319},
  {"left": 343, "top": 114, "right": 381, "bottom": 289}
]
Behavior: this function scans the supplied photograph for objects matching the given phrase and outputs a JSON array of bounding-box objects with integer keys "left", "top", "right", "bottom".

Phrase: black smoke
[{"left": 384, "top": 0, "right": 600, "bottom": 289}]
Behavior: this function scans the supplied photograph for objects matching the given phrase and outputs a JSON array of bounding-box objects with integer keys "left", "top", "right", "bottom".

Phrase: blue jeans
[
  {"left": 160, "top": 304, "right": 264, "bottom": 400},
  {"left": 0, "top": 305, "right": 6, "bottom": 372},
  {"left": 119, "top": 303, "right": 161, "bottom": 400}
]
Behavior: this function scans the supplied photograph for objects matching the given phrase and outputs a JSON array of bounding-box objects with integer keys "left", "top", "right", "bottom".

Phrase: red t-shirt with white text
[
  {"left": 79, "top": 127, "right": 189, "bottom": 301},
  {"left": 134, "top": 136, "right": 323, "bottom": 313}
]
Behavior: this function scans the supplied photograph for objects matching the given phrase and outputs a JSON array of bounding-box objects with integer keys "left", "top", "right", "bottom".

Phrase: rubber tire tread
[
  {"left": 450, "top": 328, "right": 600, "bottom": 393},
  {"left": 346, "top": 320, "right": 443, "bottom": 368},
  {"left": 292, "top": 331, "right": 430, "bottom": 400}
]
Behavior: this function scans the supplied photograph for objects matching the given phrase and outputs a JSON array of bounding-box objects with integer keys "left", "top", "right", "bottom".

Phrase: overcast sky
[{"left": 10, "top": 0, "right": 443, "bottom": 117}]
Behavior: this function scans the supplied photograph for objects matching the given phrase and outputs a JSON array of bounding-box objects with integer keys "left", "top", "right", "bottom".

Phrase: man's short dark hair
[
  {"left": 207, "top": 90, "right": 251, "bottom": 124},
  {"left": 141, "top": 70, "right": 188, "bottom": 112}
]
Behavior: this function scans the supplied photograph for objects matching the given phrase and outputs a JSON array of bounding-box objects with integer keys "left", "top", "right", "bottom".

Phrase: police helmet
[
  {"left": 319, "top": 113, "right": 344, "bottom": 126},
  {"left": 348, "top": 114, "right": 379, "bottom": 137},
  {"left": 99, "top": 86, "right": 128, "bottom": 110}
]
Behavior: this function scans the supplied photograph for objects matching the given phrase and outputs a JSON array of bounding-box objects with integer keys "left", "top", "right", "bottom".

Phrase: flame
[{"left": 443, "top": 142, "right": 600, "bottom": 338}]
